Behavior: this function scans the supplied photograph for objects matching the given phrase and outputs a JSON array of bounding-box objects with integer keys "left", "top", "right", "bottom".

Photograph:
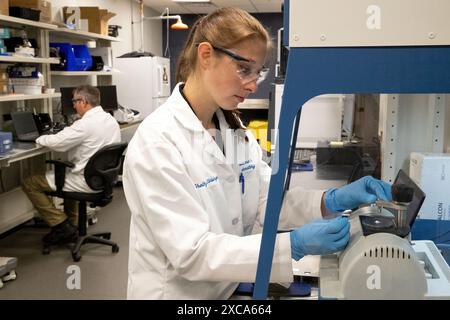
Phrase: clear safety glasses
[{"left": 212, "top": 46, "right": 269, "bottom": 85}]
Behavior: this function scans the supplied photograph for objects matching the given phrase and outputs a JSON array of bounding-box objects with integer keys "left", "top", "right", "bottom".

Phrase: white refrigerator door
[
  {"left": 114, "top": 56, "right": 154, "bottom": 118},
  {"left": 153, "top": 56, "right": 171, "bottom": 98}
]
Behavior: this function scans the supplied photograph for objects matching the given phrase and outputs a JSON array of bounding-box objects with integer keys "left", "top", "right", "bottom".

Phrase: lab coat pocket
[
  {"left": 194, "top": 174, "right": 241, "bottom": 233},
  {"left": 240, "top": 167, "right": 259, "bottom": 234}
]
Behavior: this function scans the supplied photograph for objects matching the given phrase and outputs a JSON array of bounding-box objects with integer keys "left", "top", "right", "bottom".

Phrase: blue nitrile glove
[
  {"left": 324, "top": 176, "right": 392, "bottom": 213},
  {"left": 290, "top": 216, "right": 350, "bottom": 260}
]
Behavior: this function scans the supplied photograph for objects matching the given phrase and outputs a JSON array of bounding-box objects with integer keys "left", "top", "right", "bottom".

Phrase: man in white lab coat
[{"left": 22, "top": 85, "right": 121, "bottom": 245}]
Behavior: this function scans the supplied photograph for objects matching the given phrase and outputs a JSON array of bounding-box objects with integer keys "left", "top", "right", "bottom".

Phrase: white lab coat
[
  {"left": 36, "top": 106, "right": 121, "bottom": 193},
  {"left": 123, "top": 83, "right": 324, "bottom": 300}
]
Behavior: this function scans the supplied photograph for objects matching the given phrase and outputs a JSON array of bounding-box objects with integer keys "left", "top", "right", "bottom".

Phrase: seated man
[{"left": 22, "top": 85, "right": 121, "bottom": 245}]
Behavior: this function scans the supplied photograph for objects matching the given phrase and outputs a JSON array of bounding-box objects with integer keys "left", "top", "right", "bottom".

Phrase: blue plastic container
[
  {"left": 0, "top": 131, "right": 13, "bottom": 156},
  {"left": 412, "top": 219, "right": 450, "bottom": 265},
  {"left": 50, "top": 43, "right": 93, "bottom": 71}
]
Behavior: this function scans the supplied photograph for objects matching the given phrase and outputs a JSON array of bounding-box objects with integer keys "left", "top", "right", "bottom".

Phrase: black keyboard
[{"left": 293, "top": 149, "right": 315, "bottom": 163}]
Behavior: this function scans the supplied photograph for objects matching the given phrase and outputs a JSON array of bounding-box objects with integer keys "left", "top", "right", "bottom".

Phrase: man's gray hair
[{"left": 73, "top": 85, "right": 100, "bottom": 107}]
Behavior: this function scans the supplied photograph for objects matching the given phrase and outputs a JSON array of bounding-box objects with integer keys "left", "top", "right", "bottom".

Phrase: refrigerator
[{"left": 114, "top": 56, "right": 171, "bottom": 119}]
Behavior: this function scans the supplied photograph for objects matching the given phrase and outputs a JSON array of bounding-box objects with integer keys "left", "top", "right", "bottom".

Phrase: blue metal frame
[{"left": 253, "top": 46, "right": 450, "bottom": 299}]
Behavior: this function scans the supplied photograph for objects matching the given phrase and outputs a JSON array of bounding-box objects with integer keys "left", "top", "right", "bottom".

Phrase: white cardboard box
[{"left": 410, "top": 152, "right": 450, "bottom": 220}]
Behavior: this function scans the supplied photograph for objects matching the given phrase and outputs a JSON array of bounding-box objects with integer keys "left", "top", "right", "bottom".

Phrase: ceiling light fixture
[
  {"left": 135, "top": 1, "right": 188, "bottom": 57},
  {"left": 144, "top": 10, "right": 188, "bottom": 31}
]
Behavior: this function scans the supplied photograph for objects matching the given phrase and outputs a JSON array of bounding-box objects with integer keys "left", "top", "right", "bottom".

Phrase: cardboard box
[
  {"left": 0, "top": 0, "right": 9, "bottom": 16},
  {"left": 410, "top": 152, "right": 450, "bottom": 220},
  {"left": 9, "top": 0, "right": 51, "bottom": 23},
  {"left": 63, "top": 7, "right": 115, "bottom": 36}
]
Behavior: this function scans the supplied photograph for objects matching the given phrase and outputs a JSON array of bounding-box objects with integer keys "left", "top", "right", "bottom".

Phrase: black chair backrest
[{"left": 84, "top": 142, "right": 128, "bottom": 197}]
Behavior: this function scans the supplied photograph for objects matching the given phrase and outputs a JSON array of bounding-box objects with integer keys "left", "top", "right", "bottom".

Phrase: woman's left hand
[{"left": 324, "top": 176, "right": 392, "bottom": 212}]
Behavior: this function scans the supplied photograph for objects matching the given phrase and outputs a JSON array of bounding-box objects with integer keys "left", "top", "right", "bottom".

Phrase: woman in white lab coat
[{"left": 123, "top": 7, "right": 392, "bottom": 300}]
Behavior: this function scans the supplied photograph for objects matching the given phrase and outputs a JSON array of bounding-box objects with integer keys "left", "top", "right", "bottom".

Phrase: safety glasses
[
  {"left": 72, "top": 98, "right": 83, "bottom": 104},
  {"left": 211, "top": 45, "right": 269, "bottom": 85}
]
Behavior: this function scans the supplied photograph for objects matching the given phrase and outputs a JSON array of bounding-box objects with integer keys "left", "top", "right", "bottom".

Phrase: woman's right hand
[{"left": 290, "top": 216, "right": 350, "bottom": 260}]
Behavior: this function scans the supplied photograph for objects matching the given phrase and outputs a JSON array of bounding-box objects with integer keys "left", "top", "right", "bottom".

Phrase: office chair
[{"left": 44, "top": 142, "right": 128, "bottom": 262}]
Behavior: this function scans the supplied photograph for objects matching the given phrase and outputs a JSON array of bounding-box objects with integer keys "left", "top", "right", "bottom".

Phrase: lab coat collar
[
  {"left": 168, "top": 83, "right": 247, "bottom": 166},
  {"left": 169, "top": 83, "right": 232, "bottom": 163},
  {"left": 169, "top": 83, "right": 205, "bottom": 133},
  {"left": 83, "top": 106, "right": 104, "bottom": 118}
]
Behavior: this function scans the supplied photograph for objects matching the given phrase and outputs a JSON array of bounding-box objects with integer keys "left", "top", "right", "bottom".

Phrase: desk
[
  {"left": 0, "top": 142, "right": 49, "bottom": 168},
  {"left": 0, "top": 121, "right": 141, "bottom": 235},
  {"left": 0, "top": 142, "right": 49, "bottom": 233},
  {"left": 119, "top": 120, "right": 142, "bottom": 144}
]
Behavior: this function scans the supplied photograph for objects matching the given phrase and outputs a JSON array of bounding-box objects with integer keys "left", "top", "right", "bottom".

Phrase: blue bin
[
  {"left": 412, "top": 219, "right": 450, "bottom": 243},
  {"left": 412, "top": 219, "right": 450, "bottom": 265},
  {"left": 50, "top": 43, "right": 93, "bottom": 71},
  {"left": 0, "top": 131, "right": 13, "bottom": 156}
]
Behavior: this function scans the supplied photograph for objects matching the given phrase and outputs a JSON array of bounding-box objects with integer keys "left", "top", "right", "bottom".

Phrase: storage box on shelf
[
  {"left": 50, "top": 42, "right": 92, "bottom": 71},
  {"left": 9, "top": 0, "right": 52, "bottom": 23},
  {"left": 0, "top": 1, "right": 9, "bottom": 16},
  {"left": 49, "top": 26, "right": 121, "bottom": 86},
  {"left": 62, "top": 6, "right": 115, "bottom": 36}
]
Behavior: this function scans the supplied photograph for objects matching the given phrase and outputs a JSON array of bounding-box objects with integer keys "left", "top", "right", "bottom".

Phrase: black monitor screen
[
  {"left": 60, "top": 87, "right": 76, "bottom": 116},
  {"left": 60, "top": 86, "right": 118, "bottom": 116},
  {"left": 98, "top": 86, "right": 118, "bottom": 112},
  {"left": 11, "top": 112, "right": 38, "bottom": 135}
]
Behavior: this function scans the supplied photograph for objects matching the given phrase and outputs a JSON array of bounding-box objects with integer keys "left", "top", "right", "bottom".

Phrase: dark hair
[
  {"left": 175, "top": 7, "right": 272, "bottom": 130},
  {"left": 73, "top": 85, "right": 100, "bottom": 107}
]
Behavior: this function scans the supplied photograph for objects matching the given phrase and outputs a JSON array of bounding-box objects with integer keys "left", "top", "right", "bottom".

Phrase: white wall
[{"left": 51, "top": 0, "right": 162, "bottom": 56}]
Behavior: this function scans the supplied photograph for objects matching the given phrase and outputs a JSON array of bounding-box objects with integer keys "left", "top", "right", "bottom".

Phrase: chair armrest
[
  {"left": 45, "top": 160, "right": 75, "bottom": 168},
  {"left": 45, "top": 160, "right": 75, "bottom": 193}
]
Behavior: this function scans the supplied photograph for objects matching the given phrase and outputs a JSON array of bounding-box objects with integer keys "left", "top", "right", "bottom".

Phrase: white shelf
[
  {"left": 50, "top": 28, "right": 122, "bottom": 42},
  {"left": 0, "top": 92, "right": 61, "bottom": 102},
  {"left": 50, "top": 70, "right": 118, "bottom": 76},
  {"left": 0, "top": 14, "right": 58, "bottom": 30},
  {"left": 0, "top": 55, "right": 60, "bottom": 64}
]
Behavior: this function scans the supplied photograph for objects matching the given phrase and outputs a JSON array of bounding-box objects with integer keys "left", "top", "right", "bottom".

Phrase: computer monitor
[
  {"left": 98, "top": 85, "right": 119, "bottom": 112},
  {"left": 60, "top": 86, "right": 119, "bottom": 116},
  {"left": 11, "top": 112, "right": 40, "bottom": 142},
  {"left": 60, "top": 86, "right": 76, "bottom": 116}
]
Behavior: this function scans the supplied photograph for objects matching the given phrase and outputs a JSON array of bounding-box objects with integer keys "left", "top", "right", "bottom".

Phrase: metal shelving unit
[
  {"left": 49, "top": 27, "right": 122, "bottom": 42},
  {"left": 0, "top": 93, "right": 61, "bottom": 102},
  {"left": 0, "top": 13, "right": 57, "bottom": 30},
  {"left": 0, "top": 14, "right": 57, "bottom": 234},
  {"left": 50, "top": 70, "right": 118, "bottom": 76}
]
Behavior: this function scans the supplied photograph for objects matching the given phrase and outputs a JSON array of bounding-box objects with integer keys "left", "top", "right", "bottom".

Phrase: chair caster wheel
[
  {"left": 72, "top": 252, "right": 81, "bottom": 262},
  {"left": 3, "top": 270, "right": 17, "bottom": 282},
  {"left": 88, "top": 216, "right": 98, "bottom": 226},
  {"left": 112, "top": 245, "right": 119, "bottom": 253},
  {"left": 42, "top": 246, "right": 51, "bottom": 255}
]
